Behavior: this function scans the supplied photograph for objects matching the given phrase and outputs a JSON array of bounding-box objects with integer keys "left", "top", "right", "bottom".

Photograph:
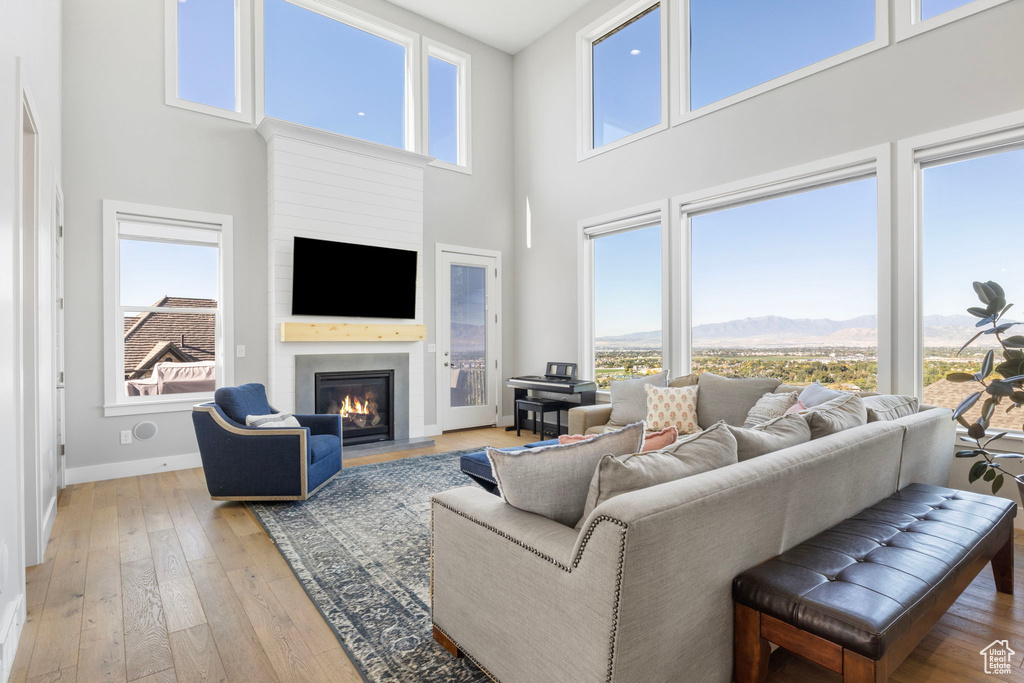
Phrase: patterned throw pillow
[
  {"left": 743, "top": 391, "right": 799, "bottom": 428},
  {"left": 644, "top": 384, "right": 699, "bottom": 433},
  {"left": 245, "top": 412, "right": 301, "bottom": 428}
]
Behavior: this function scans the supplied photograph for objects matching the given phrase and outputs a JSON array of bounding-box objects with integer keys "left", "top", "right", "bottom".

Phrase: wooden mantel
[{"left": 280, "top": 322, "right": 427, "bottom": 343}]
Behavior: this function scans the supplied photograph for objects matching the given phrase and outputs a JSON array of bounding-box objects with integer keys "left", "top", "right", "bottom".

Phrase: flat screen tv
[{"left": 291, "top": 237, "right": 418, "bottom": 319}]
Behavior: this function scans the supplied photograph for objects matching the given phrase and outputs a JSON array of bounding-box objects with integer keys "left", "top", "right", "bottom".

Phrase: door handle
[{"left": 444, "top": 362, "right": 450, "bottom": 367}]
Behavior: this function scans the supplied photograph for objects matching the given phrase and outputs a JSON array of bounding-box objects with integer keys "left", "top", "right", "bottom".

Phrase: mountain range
[{"left": 596, "top": 314, "right": 1001, "bottom": 349}]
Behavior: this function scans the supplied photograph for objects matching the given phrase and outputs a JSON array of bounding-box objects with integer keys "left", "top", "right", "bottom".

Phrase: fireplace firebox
[{"left": 315, "top": 370, "right": 395, "bottom": 446}]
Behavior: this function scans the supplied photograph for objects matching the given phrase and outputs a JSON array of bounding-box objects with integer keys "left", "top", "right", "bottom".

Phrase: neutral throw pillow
[
  {"left": 559, "top": 425, "right": 679, "bottom": 451},
  {"left": 696, "top": 373, "right": 782, "bottom": 429},
  {"left": 774, "top": 383, "right": 806, "bottom": 395},
  {"left": 728, "top": 413, "right": 811, "bottom": 461},
  {"left": 743, "top": 391, "right": 799, "bottom": 428},
  {"left": 608, "top": 371, "right": 668, "bottom": 426},
  {"left": 245, "top": 412, "right": 301, "bottom": 428},
  {"left": 576, "top": 422, "right": 737, "bottom": 528},
  {"left": 668, "top": 373, "right": 699, "bottom": 388},
  {"left": 801, "top": 394, "right": 868, "bottom": 439},
  {"left": 486, "top": 422, "right": 645, "bottom": 527},
  {"left": 645, "top": 384, "right": 699, "bottom": 433},
  {"left": 797, "top": 382, "right": 845, "bottom": 408},
  {"left": 864, "top": 394, "right": 920, "bottom": 422}
]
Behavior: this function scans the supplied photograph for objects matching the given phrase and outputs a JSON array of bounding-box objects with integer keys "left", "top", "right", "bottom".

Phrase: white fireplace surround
[{"left": 259, "top": 118, "right": 433, "bottom": 438}]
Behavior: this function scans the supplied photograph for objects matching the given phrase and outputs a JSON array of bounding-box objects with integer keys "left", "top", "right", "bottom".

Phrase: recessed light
[
  {"left": 630, "top": 49, "right": 641, "bottom": 55},
  {"left": 357, "top": 112, "right": 366, "bottom": 116}
]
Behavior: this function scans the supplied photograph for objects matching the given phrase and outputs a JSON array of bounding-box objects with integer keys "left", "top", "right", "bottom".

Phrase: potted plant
[{"left": 947, "top": 281, "right": 1024, "bottom": 501}]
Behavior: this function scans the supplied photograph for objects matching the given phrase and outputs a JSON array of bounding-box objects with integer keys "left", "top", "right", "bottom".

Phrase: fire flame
[{"left": 339, "top": 395, "right": 371, "bottom": 418}]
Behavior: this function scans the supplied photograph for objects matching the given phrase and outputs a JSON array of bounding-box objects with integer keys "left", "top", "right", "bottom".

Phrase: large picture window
[
  {"left": 587, "top": 223, "right": 663, "bottom": 388},
  {"left": 689, "top": 177, "right": 878, "bottom": 390},
  {"left": 920, "top": 146, "right": 1024, "bottom": 429},
  {"left": 104, "top": 202, "right": 233, "bottom": 416}
]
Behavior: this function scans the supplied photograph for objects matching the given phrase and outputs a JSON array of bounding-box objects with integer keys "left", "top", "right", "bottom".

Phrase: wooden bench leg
[
  {"left": 734, "top": 604, "right": 770, "bottom": 683},
  {"left": 843, "top": 650, "right": 884, "bottom": 683},
  {"left": 433, "top": 625, "right": 462, "bottom": 658},
  {"left": 992, "top": 533, "right": 1014, "bottom": 595}
]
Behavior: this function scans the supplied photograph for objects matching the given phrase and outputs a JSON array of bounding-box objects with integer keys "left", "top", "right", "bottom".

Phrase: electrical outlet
[
  {"left": 236, "top": 344, "right": 246, "bottom": 358},
  {"left": 120, "top": 430, "right": 132, "bottom": 445}
]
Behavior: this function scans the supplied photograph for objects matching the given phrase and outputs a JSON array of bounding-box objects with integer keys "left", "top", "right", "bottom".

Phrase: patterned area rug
[{"left": 249, "top": 450, "right": 491, "bottom": 683}]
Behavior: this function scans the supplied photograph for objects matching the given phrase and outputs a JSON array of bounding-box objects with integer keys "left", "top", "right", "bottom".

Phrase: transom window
[{"left": 424, "top": 40, "right": 471, "bottom": 171}]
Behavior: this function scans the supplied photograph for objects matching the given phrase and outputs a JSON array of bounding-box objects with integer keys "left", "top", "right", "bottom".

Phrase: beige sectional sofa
[{"left": 430, "top": 379, "right": 955, "bottom": 682}]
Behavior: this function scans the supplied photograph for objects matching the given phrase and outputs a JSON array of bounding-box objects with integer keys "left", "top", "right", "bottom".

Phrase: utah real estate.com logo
[{"left": 980, "top": 640, "right": 1015, "bottom": 675}]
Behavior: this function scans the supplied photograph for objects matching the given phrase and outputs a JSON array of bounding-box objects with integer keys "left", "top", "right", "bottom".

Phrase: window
[
  {"left": 578, "top": 0, "right": 667, "bottom": 158},
  {"left": 104, "top": 202, "right": 233, "bottom": 416},
  {"left": 920, "top": 145, "right": 1024, "bottom": 429},
  {"left": 263, "top": 0, "right": 415, "bottom": 150},
  {"left": 896, "top": 0, "right": 1011, "bottom": 40},
  {"left": 688, "top": 177, "right": 878, "bottom": 391},
  {"left": 922, "top": 0, "right": 976, "bottom": 19},
  {"left": 165, "top": 0, "right": 252, "bottom": 122},
  {"left": 584, "top": 216, "right": 664, "bottom": 389},
  {"left": 424, "top": 40, "right": 471, "bottom": 171}
]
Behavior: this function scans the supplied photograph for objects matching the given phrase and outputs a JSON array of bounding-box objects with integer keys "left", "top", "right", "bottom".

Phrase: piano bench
[
  {"left": 459, "top": 440, "right": 552, "bottom": 495},
  {"left": 515, "top": 398, "right": 569, "bottom": 439}
]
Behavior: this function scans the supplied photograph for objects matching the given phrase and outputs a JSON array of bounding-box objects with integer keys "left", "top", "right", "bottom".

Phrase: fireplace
[{"left": 315, "top": 370, "right": 395, "bottom": 446}]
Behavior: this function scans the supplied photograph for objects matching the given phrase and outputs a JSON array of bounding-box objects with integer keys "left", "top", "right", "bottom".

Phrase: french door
[{"left": 437, "top": 249, "right": 499, "bottom": 431}]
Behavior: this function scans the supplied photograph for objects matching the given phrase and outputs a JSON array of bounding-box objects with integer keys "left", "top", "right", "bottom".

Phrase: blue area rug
[{"left": 249, "top": 450, "right": 491, "bottom": 683}]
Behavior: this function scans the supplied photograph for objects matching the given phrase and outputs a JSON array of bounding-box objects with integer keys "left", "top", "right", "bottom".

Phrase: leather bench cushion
[{"left": 733, "top": 484, "right": 1017, "bottom": 660}]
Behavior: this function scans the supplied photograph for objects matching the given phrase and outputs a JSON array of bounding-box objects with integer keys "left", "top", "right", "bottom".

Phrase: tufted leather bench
[{"left": 733, "top": 483, "right": 1016, "bottom": 682}]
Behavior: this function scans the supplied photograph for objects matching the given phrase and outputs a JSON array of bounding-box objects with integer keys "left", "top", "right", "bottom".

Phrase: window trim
[
  {"left": 164, "top": 0, "right": 254, "bottom": 123},
  {"left": 578, "top": 200, "right": 671, "bottom": 392},
  {"left": 672, "top": 0, "right": 889, "bottom": 126},
  {"left": 671, "top": 145, "right": 892, "bottom": 390},
  {"left": 255, "top": 0, "right": 421, "bottom": 153},
  {"left": 102, "top": 200, "right": 235, "bottom": 417},
  {"left": 895, "top": 0, "right": 1013, "bottom": 41},
  {"left": 895, "top": 110, "right": 1024, "bottom": 404},
  {"left": 422, "top": 38, "right": 472, "bottom": 173},
  {"left": 576, "top": 0, "right": 670, "bottom": 161}
]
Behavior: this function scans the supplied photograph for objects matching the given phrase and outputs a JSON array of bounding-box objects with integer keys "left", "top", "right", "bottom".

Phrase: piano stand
[{"left": 506, "top": 386, "right": 598, "bottom": 432}]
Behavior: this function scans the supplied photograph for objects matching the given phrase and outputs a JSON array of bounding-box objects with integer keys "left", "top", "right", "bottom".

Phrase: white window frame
[
  {"left": 255, "top": 0, "right": 421, "bottom": 153},
  {"left": 895, "top": 110, "right": 1024, "bottom": 413},
  {"left": 102, "top": 200, "right": 235, "bottom": 417},
  {"left": 895, "top": 0, "right": 1013, "bottom": 41},
  {"left": 422, "top": 38, "right": 472, "bottom": 173},
  {"left": 577, "top": 0, "right": 670, "bottom": 161},
  {"left": 579, "top": 200, "right": 671, "bottom": 394},
  {"left": 164, "top": 0, "right": 254, "bottom": 123},
  {"left": 672, "top": 0, "right": 889, "bottom": 125},
  {"left": 671, "top": 145, "right": 892, "bottom": 390}
]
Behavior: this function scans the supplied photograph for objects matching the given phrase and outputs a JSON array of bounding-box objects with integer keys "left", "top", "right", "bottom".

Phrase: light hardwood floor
[{"left": 10, "top": 426, "right": 1024, "bottom": 682}]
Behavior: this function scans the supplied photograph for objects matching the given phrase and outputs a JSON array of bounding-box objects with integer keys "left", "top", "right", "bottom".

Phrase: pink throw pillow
[
  {"left": 639, "top": 426, "right": 679, "bottom": 452},
  {"left": 784, "top": 401, "right": 807, "bottom": 415},
  {"left": 558, "top": 434, "right": 595, "bottom": 445}
]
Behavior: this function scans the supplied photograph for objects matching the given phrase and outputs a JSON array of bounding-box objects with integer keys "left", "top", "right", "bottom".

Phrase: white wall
[
  {"left": 0, "top": 0, "right": 62, "bottom": 675},
  {"left": 62, "top": 0, "right": 514, "bottom": 479},
  {"left": 512, "top": 0, "right": 1024, "bottom": 377}
]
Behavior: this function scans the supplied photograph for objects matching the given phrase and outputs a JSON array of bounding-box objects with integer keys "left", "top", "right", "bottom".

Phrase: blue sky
[
  {"left": 592, "top": 7, "right": 661, "bottom": 147},
  {"left": 177, "top": 0, "right": 236, "bottom": 111},
  {"left": 922, "top": 0, "right": 975, "bottom": 20},
  {"left": 429, "top": 57, "right": 458, "bottom": 164},
  {"left": 120, "top": 240, "right": 218, "bottom": 307},
  {"left": 594, "top": 226, "right": 662, "bottom": 338}
]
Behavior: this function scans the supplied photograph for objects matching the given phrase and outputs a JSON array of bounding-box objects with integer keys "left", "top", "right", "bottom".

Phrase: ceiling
[{"left": 384, "top": 0, "right": 593, "bottom": 54}]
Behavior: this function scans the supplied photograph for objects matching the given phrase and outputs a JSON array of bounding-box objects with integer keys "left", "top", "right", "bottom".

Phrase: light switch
[
  {"left": 120, "top": 430, "right": 132, "bottom": 445},
  {"left": 236, "top": 345, "right": 246, "bottom": 358},
  {"left": 427, "top": 343, "right": 436, "bottom": 353}
]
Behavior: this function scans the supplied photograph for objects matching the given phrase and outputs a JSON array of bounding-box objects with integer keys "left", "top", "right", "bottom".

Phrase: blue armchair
[{"left": 192, "top": 383, "right": 342, "bottom": 501}]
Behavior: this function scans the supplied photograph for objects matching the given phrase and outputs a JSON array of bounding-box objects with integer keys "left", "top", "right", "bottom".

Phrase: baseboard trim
[
  {"left": 65, "top": 451, "right": 203, "bottom": 485},
  {"left": 423, "top": 424, "right": 441, "bottom": 437},
  {"left": 0, "top": 593, "right": 24, "bottom": 683}
]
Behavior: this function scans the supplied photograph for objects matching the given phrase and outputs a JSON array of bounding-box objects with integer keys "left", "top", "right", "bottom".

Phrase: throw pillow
[
  {"left": 696, "top": 373, "right": 782, "bottom": 429},
  {"left": 645, "top": 384, "right": 699, "bottom": 433},
  {"left": 774, "top": 383, "right": 806, "bottom": 395},
  {"left": 864, "top": 394, "right": 920, "bottom": 422},
  {"left": 608, "top": 371, "right": 668, "bottom": 426},
  {"left": 558, "top": 425, "right": 679, "bottom": 452},
  {"left": 801, "top": 394, "right": 867, "bottom": 439},
  {"left": 743, "top": 391, "right": 799, "bottom": 428},
  {"left": 797, "top": 382, "right": 845, "bottom": 408},
  {"left": 576, "top": 422, "right": 737, "bottom": 528},
  {"left": 727, "top": 414, "right": 811, "bottom": 461},
  {"left": 245, "top": 412, "right": 301, "bottom": 428},
  {"left": 668, "top": 373, "right": 699, "bottom": 388},
  {"left": 486, "top": 422, "right": 645, "bottom": 527},
  {"left": 784, "top": 400, "right": 808, "bottom": 415}
]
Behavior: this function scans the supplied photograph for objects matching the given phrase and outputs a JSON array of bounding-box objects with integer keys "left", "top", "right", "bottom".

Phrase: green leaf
[
  {"left": 986, "top": 281, "right": 1005, "bottom": 299},
  {"left": 958, "top": 330, "right": 986, "bottom": 355},
  {"left": 952, "top": 391, "right": 982, "bottom": 419},
  {"left": 946, "top": 372, "right": 976, "bottom": 383},
  {"left": 974, "top": 281, "right": 994, "bottom": 304},
  {"left": 1002, "top": 335, "right": 1024, "bottom": 349},
  {"left": 968, "top": 422, "right": 987, "bottom": 439},
  {"left": 992, "top": 474, "right": 1004, "bottom": 494},
  {"left": 987, "top": 382, "right": 1015, "bottom": 397},
  {"left": 967, "top": 306, "right": 990, "bottom": 318},
  {"left": 993, "top": 453, "right": 1024, "bottom": 460},
  {"left": 982, "top": 397, "right": 997, "bottom": 424},
  {"left": 956, "top": 415, "right": 972, "bottom": 429},
  {"left": 981, "top": 350, "right": 994, "bottom": 378},
  {"left": 955, "top": 450, "right": 980, "bottom": 457},
  {"left": 969, "top": 461, "right": 987, "bottom": 483},
  {"left": 985, "top": 432, "right": 1009, "bottom": 446},
  {"left": 984, "top": 468, "right": 996, "bottom": 482}
]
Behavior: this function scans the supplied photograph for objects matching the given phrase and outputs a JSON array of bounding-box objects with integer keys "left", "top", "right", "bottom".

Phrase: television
[{"left": 291, "top": 237, "right": 418, "bottom": 319}]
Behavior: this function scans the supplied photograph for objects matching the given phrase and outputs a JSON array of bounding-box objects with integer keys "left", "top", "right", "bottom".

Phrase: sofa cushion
[
  {"left": 774, "top": 383, "right": 806, "bottom": 395},
  {"left": 803, "top": 394, "right": 868, "bottom": 439},
  {"left": 668, "top": 373, "right": 699, "bottom": 387},
  {"left": 696, "top": 373, "right": 782, "bottom": 429},
  {"left": 797, "top": 382, "right": 845, "bottom": 408},
  {"left": 486, "top": 422, "right": 645, "bottom": 527},
  {"left": 215, "top": 383, "right": 272, "bottom": 424},
  {"left": 728, "top": 414, "right": 811, "bottom": 461},
  {"left": 560, "top": 426, "right": 679, "bottom": 451},
  {"left": 309, "top": 434, "right": 341, "bottom": 464},
  {"left": 576, "top": 422, "right": 737, "bottom": 528},
  {"left": 608, "top": 372, "right": 667, "bottom": 426},
  {"left": 645, "top": 384, "right": 699, "bottom": 433},
  {"left": 245, "top": 412, "right": 301, "bottom": 428},
  {"left": 743, "top": 391, "right": 799, "bottom": 428},
  {"left": 864, "top": 394, "right": 920, "bottom": 422}
]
